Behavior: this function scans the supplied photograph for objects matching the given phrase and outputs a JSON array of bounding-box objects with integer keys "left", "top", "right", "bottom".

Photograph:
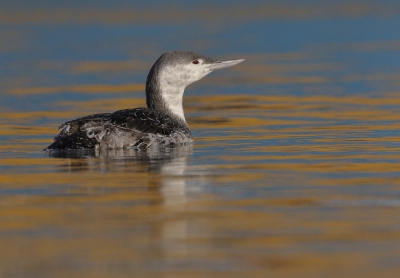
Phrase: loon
[{"left": 45, "top": 51, "right": 244, "bottom": 150}]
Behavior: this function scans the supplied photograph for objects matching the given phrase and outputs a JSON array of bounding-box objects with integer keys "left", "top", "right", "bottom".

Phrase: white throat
[
  {"left": 161, "top": 86, "right": 186, "bottom": 121},
  {"left": 158, "top": 66, "right": 187, "bottom": 122},
  {"left": 156, "top": 63, "right": 212, "bottom": 122}
]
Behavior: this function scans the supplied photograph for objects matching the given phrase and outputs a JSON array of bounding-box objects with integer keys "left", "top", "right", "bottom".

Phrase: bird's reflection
[
  {"left": 47, "top": 144, "right": 198, "bottom": 204},
  {"left": 47, "top": 144, "right": 193, "bottom": 174},
  {"left": 46, "top": 144, "right": 210, "bottom": 261}
]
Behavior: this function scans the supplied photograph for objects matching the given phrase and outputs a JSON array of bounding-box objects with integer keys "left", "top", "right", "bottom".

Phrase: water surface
[{"left": 1, "top": 1, "right": 400, "bottom": 277}]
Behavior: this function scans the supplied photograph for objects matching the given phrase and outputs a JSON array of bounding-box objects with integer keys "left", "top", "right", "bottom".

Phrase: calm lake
[{"left": 1, "top": 0, "right": 400, "bottom": 277}]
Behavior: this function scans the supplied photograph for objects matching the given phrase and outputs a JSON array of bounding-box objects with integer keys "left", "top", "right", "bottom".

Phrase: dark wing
[
  {"left": 44, "top": 113, "right": 111, "bottom": 150},
  {"left": 108, "top": 108, "right": 183, "bottom": 136},
  {"left": 44, "top": 108, "right": 190, "bottom": 150}
]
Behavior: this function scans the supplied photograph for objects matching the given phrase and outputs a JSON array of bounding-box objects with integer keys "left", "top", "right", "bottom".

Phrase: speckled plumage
[
  {"left": 45, "top": 51, "right": 243, "bottom": 151},
  {"left": 45, "top": 108, "right": 192, "bottom": 150}
]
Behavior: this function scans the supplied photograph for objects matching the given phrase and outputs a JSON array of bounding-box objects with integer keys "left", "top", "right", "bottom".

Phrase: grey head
[{"left": 146, "top": 51, "right": 244, "bottom": 124}]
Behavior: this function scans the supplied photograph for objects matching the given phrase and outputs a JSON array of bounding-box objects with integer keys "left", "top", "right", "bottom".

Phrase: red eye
[{"left": 192, "top": 60, "right": 199, "bottom": 64}]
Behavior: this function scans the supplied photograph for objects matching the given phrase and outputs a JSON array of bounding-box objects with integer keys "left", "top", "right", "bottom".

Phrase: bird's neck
[{"left": 146, "top": 69, "right": 188, "bottom": 126}]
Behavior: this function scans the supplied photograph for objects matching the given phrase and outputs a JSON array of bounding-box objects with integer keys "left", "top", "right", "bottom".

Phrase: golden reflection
[
  {"left": 0, "top": 124, "right": 56, "bottom": 136},
  {"left": 56, "top": 99, "right": 144, "bottom": 113},
  {"left": 2, "top": 60, "right": 400, "bottom": 278},
  {"left": 10, "top": 83, "right": 144, "bottom": 95},
  {"left": 40, "top": 93, "right": 400, "bottom": 122},
  {"left": 205, "top": 75, "right": 328, "bottom": 85},
  {"left": 71, "top": 60, "right": 149, "bottom": 73},
  {"left": 2, "top": 92, "right": 400, "bottom": 141}
]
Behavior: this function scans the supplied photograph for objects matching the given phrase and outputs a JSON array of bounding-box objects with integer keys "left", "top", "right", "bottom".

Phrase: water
[{"left": 1, "top": 1, "right": 400, "bottom": 277}]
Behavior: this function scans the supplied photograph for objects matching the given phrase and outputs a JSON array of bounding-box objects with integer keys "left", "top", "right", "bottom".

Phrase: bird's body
[
  {"left": 46, "top": 108, "right": 192, "bottom": 150},
  {"left": 45, "top": 51, "right": 244, "bottom": 150}
]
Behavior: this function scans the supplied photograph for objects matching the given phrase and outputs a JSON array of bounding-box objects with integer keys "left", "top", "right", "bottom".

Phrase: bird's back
[{"left": 44, "top": 108, "right": 192, "bottom": 150}]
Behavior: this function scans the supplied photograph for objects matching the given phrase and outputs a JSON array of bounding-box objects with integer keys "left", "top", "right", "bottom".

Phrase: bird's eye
[{"left": 192, "top": 60, "right": 199, "bottom": 64}]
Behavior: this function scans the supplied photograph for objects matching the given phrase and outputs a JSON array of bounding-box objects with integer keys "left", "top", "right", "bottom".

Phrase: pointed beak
[{"left": 207, "top": 59, "right": 245, "bottom": 71}]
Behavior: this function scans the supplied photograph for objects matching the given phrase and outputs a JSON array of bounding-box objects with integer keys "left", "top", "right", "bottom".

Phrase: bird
[{"left": 44, "top": 51, "right": 244, "bottom": 150}]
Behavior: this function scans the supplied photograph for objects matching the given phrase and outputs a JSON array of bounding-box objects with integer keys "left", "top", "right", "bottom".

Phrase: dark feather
[{"left": 45, "top": 108, "right": 191, "bottom": 150}]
